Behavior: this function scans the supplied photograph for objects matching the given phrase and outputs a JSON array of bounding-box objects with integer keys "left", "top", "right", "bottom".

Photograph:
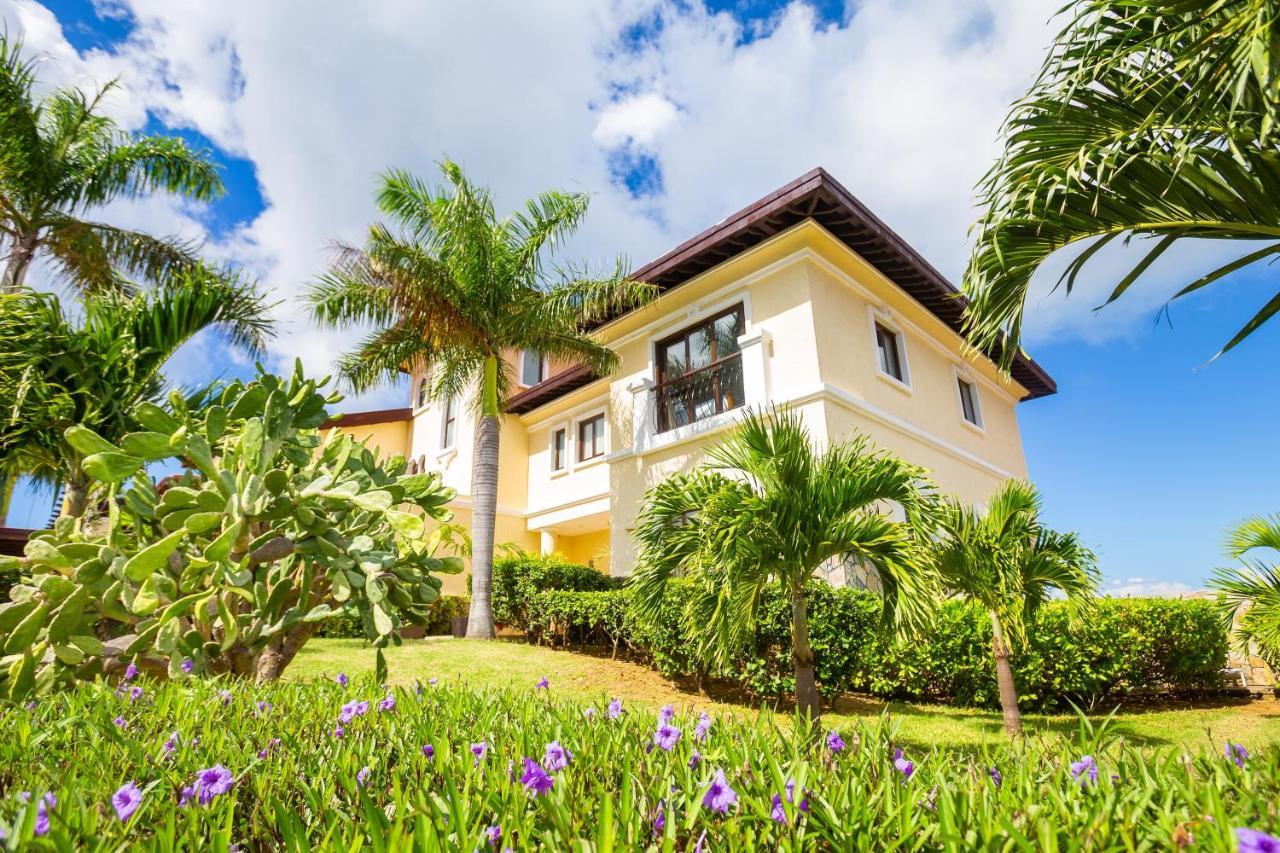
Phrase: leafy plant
[
  {"left": 0, "top": 363, "right": 460, "bottom": 698},
  {"left": 1211, "top": 513, "right": 1280, "bottom": 669},
  {"left": 483, "top": 554, "right": 618, "bottom": 631}
]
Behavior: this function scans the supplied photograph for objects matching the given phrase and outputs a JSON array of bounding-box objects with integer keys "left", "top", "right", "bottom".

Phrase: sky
[{"left": 3, "top": 0, "right": 1277, "bottom": 596}]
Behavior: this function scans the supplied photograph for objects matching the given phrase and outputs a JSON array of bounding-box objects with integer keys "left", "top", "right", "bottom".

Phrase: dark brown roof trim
[
  {"left": 320, "top": 407, "right": 412, "bottom": 429},
  {"left": 507, "top": 167, "right": 1055, "bottom": 413},
  {"left": 506, "top": 364, "right": 598, "bottom": 415},
  {"left": 0, "top": 527, "right": 35, "bottom": 557}
]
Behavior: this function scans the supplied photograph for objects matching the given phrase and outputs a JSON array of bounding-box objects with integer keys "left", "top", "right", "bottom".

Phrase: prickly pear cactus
[{"left": 0, "top": 362, "right": 459, "bottom": 698}]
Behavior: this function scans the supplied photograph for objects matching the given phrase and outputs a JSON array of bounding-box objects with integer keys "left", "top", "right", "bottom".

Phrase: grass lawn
[{"left": 292, "top": 637, "right": 1280, "bottom": 752}]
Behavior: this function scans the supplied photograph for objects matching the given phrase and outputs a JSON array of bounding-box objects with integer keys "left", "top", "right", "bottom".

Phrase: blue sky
[{"left": 4, "top": 0, "right": 1276, "bottom": 595}]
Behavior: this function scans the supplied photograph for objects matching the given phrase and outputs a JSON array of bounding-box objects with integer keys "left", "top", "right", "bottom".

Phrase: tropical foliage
[
  {"left": 0, "top": 364, "right": 459, "bottom": 698},
  {"left": 1211, "top": 513, "right": 1280, "bottom": 668},
  {"left": 927, "top": 481, "right": 1098, "bottom": 735},
  {"left": 964, "top": 0, "right": 1280, "bottom": 364},
  {"left": 0, "top": 675, "right": 1276, "bottom": 848},
  {"left": 630, "top": 408, "right": 935, "bottom": 722},
  {"left": 307, "top": 160, "right": 653, "bottom": 639},
  {"left": 0, "top": 266, "right": 273, "bottom": 518},
  {"left": 0, "top": 36, "right": 221, "bottom": 294}
]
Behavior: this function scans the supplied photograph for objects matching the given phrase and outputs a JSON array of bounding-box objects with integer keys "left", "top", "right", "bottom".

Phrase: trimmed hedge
[
  {"left": 315, "top": 594, "right": 470, "bottom": 639},
  {"left": 523, "top": 580, "right": 1230, "bottom": 711},
  {"left": 478, "top": 554, "right": 620, "bottom": 631}
]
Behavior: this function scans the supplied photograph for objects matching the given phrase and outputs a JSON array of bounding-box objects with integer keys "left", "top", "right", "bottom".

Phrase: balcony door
[{"left": 655, "top": 304, "right": 745, "bottom": 433}]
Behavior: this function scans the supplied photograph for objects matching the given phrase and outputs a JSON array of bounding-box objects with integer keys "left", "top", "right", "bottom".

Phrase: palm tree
[
  {"left": 964, "top": 0, "right": 1280, "bottom": 365},
  {"left": 307, "top": 161, "right": 654, "bottom": 639},
  {"left": 930, "top": 480, "right": 1097, "bottom": 736},
  {"left": 1209, "top": 514, "right": 1280, "bottom": 669},
  {"left": 0, "top": 36, "right": 222, "bottom": 294},
  {"left": 629, "top": 408, "right": 936, "bottom": 722},
  {"left": 0, "top": 265, "right": 273, "bottom": 517}
]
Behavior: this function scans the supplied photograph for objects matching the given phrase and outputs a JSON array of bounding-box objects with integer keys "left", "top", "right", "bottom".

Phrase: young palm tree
[
  {"left": 0, "top": 265, "right": 273, "bottom": 517},
  {"left": 0, "top": 36, "right": 221, "bottom": 294},
  {"left": 630, "top": 408, "right": 936, "bottom": 722},
  {"left": 307, "top": 161, "right": 653, "bottom": 639},
  {"left": 964, "top": 0, "right": 1280, "bottom": 365},
  {"left": 1209, "top": 514, "right": 1280, "bottom": 669},
  {"left": 930, "top": 480, "right": 1097, "bottom": 736}
]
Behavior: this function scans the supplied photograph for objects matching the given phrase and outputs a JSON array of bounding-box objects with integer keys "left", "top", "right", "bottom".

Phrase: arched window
[{"left": 416, "top": 378, "right": 429, "bottom": 408}]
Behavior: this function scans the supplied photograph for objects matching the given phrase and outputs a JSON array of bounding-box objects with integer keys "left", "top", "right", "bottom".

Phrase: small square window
[
  {"left": 957, "top": 378, "right": 982, "bottom": 427},
  {"left": 875, "top": 323, "right": 905, "bottom": 383},
  {"left": 521, "top": 351, "right": 545, "bottom": 386},
  {"left": 552, "top": 427, "right": 566, "bottom": 471},
  {"left": 578, "top": 414, "right": 605, "bottom": 461}
]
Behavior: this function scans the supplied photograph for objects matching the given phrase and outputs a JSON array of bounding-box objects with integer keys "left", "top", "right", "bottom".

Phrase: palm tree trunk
[
  {"left": 466, "top": 360, "right": 502, "bottom": 640},
  {"left": 0, "top": 470, "right": 14, "bottom": 525},
  {"left": 2, "top": 231, "right": 38, "bottom": 293},
  {"left": 791, "top": 590, "right": 822, "bottom": 723},
  {"left": 64, "top": 470, "right": 90, "bottom": 519},
  {"left": 989, "top": 611, "right": 1023, "bottom": 737}
]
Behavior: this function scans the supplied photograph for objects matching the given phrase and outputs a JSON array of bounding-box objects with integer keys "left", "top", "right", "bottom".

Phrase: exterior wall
[{"left": 332, "top": 420, "right": 411, "bottom": 459}]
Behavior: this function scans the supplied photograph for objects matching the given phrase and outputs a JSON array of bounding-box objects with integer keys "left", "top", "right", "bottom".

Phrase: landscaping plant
[
  {"left": 0, "top": 675, "right": 1275, "bottom": 849},
  {"left": 0, "top": 363, "right": 459, "bottom": 697},
  {"left": 630, "top": 408, "right": 936, "bottom": 723},
  {"left": 1211, "top": 513, "right": 1280, "bottom": 669}
]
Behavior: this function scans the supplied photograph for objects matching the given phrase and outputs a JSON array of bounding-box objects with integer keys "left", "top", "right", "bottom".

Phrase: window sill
[
  {"left": 574, "top": 454, "right": 607, "bottom": 471},
  {"left": 436, "top": 447, "right": 457, "bottom": 467},
  {"left": 875, "top": 369, "right": 912, "bottom": 395},
  {"left": 960, "top": 418, "right": 985, "bottom": 436}
]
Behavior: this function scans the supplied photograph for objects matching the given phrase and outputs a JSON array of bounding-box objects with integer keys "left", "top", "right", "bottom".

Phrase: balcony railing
[{"left": 654, "top": 355, "right": 745, "bottom": 433}]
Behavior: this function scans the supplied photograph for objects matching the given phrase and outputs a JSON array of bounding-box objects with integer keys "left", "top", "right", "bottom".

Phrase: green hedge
[
  {"left": 477, "top": 554, "right": 620, "bottom": 631},
  {"left": 314, "top": 594, "right": 470, "bottom": 639},
  {"left": 522, "top": 581, "right": 1230, "bottom": 711}
]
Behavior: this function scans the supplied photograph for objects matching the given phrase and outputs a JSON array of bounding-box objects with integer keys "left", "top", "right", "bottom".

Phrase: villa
[{"left": 328, "top": 168, "right": 1055, "bottom": 592}]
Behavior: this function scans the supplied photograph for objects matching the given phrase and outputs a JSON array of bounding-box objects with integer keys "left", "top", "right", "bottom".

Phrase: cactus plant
[{"left": 0, "top": 362, "right": 459, "bottom": 697}]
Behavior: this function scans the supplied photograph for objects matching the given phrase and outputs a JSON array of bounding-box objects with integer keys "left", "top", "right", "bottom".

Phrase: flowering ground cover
[{"left": 1, "top": 672, "right": 1278, "bottom": 849}]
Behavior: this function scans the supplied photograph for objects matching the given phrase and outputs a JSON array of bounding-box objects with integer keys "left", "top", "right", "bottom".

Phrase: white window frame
[
  {"left": 519, "top": 350, "right": 550, "bottom": 388},
  {"left": 952, "top": 366, "right": 985, "bottom": 433},
  {"left": 549, "top": 423, "right": 569, "bottom": 477},
  {"left": 573, "top": 408, "right": 608, "bottom": 469},
  {"left": 867, "top": 307, "right": 912, "bottom": 393},
  {"left": 440, "top": 396, "right": 459, "bottom": 450}
]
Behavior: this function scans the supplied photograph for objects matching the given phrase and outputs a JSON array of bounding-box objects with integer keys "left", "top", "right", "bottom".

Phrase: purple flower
[
  {"left": 333, "top": 723, "right": 344, "bottom": 738},
  {"left": 694, "top": 712, "right": 712, "bottom": 743},
  {"left": 163, "top": 732, "right": 179, "bottom": 755},
  {"left": 535, "top": 676, "right": 549, "bottom": 690},
  {"left": 543, "top": 741, "right": 571, "bottom": 772},
  {"left": 356, "top": 767, "right": 371, "bottom": 788},
  {"left": 219, "top": 690, "right": 232, "bottom": 706},
  {"left": 688, "top": 750, "right": 702, "bottom": 769},
  {"left": 255, "top": 701, "right": 272, "bottom": 716},
  {"left": 785, "top": 778, "right": 809, "bottom": 813},
  {"left": 335, "top": 672, "right": 348, "bottom": 687},
  {"left": 893, "top": 748, "right": 915, "bottom": 780},
  {"left": 379, "top": 694, "right": 396, "bottom": 713},
  {"left": 583, "top": 707, "right": 596, "bottom": 720},
  {"left": 428, "top": 677, "right": 438, "bottom": 687},
  {"left": 338, "top": 700, "right": 369, "bottom": 724},
  {"left": 421, "top": 744, "right": 434, "bottom": 760},
  {"left": 702, "top": 769, "right": 738, "bottom": 814},
  {"left": 129, "top": 686, "right": 144, "bottom": 702},
  {"left": 607, "top": 698, "right": 623, "bottom": 720},
  {"left": 471, "top": 741, "right": 488, "bottom": 766},
  {"left": 520, "top": 757, "right": 555, "bottom": 796},
  {"left": 658, "top": 704, "right": 675, "bottom": 723},
  {"left": 826, "top": 731, "right": 845, "bottom": 752},
  {"left": 124, "top": 663, "right": 138, "bottom": 682},
  {"left": 653, "top": 723, "right": 681, "bottom": 751},
  {"left": 1070, "top": 755, "right": 1098, "bottom": 786},
  {"left": 485, "top": 825, "right": 502, "bottom": 847},
  {"left": 1226, "top": 742, "right": 1250, "bottom": 769},
  {"left": 178, "top": 785, "right": 197, "bottom": 807},
  {"left": 652, "top": 801, "right": 666, "bottom": 836},
  {"left": 112, "top": 781, "right": 143, "bottom": 821},
  {"left": 30, "top": 792, "right": 55, "bottom": 836},
  {"left": 192, "top": 765, "right": 235, "bottom": 805},
  {"left": 181, "top": 658, "right": 194, "bottom": 674},
  {"left": 1236, "top": 828, "right": 1280, "bottom": 852},
  {"left": 113, "top": 715, "right": 127, "bottom": 729},
  {"left": 988, "top": 766, "right": 1002, "bottom": 788},
  {"left": 771, "top": 792, "right": 788, "bottom": 824}
]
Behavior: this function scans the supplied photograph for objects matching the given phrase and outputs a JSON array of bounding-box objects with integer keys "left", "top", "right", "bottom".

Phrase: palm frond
[{"left": 1225, "top": 513, "right": 1280, "bottom": 557}]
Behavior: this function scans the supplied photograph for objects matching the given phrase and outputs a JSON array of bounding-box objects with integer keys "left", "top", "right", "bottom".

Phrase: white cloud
[
  {"left": 593, "top": 92, "right": 680, "bottom": 149},
  {"left": 1101, "top": 576, "right": 1198, "bottom": 598}
]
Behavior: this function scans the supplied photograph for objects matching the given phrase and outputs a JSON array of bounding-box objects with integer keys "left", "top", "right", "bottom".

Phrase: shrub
[
  {"left": 0, "top": 676, "right": 1276, "bottom": 848},
  {"left": 521, "top": 584, "right": 1230, "bottom": 710},
  {"left": 315, "top": 595, "right": 470, "bottom": 639},
  {"left": 479, "top": 554, "right": 618, "bottom": 631}
]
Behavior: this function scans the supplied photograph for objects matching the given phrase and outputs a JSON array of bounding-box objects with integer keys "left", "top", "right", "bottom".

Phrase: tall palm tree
[
  {"left": 1210, "top": 514, "right": 1280, "bottom": 669},
  {"left": 0, "top": 265, "right": 273, "bottom": 517},
  {"left": 630, "top": 408, "right": 936, "bottom": 723},
  {"left": 0, "top": 36, "right": 222, "bottom": 294},
  {"left": 307, "top": 161, "right": 654, "bottom": 639},
  {"left": 964, "top": 0, "right": 1280, "bottom": 365},
  {"left": 930, "top": 480, "right": 1097, "bottom": 736}
]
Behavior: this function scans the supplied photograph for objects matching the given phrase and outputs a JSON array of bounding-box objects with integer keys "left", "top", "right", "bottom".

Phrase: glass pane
[
  {"left": 661, "top": 382, "right": 690, "bottom": 429},
  {"left": 688, "top": 327, "right": 711, "bottom": 369},
  {"left": 662, "top": 342, "right": 686, "bottom": 378},
  {"left": 521, "top": 351, "right": 543, "bottom": 386},
  {"left": 691, "top": 369, "right": 716, "bottom": 421},
  {"left": 713, "top": 312, "right": 742, "bottom": 358},
  {"left": 718, "top": 358, "right": 744, "bottom": 413}
]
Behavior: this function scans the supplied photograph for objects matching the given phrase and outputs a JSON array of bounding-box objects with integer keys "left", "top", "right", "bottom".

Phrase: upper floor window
[
  {"left": 874, "top": 322, "right": 907, "bottom": 384},
  {"left": 442, "top": 397, "right": 457, "bottom": 449},
  {"left": 655, "top": 304, "right": 745, "bottom": 433},
  {"left": 521, "top": 350, "right": 545, "bottom": 386},
  {"left": 957, "top": 377, "right": 983, "bottom": 428},
  {"left": 551, "top": 427, "right": 567, "bottom": 471},
  {"left": 578, "top": 414, "right": 605, "bottom": 461},
  {"left": 416, "top": 377, "right": 429, "bottom": 408}
]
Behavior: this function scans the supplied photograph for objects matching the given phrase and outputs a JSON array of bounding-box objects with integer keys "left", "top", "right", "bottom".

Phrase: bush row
[
  {"left": 315, "top": 594, "right": 470, "bottom": 639},
  {"left": 524, "top": 579, "right": 1230, "bottom": 711},
  {"left": 481, "top": 554, "right": 621, "bottom": 631}
]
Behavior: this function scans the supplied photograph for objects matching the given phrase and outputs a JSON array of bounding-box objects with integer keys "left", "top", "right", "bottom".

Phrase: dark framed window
[
  {"left": 521, "top": 351, "right": 545, "bottom": 386},
  {"left": 416, "top": 378, "right": 429, "bottom": 408},
  {"left": 655, "top": 304, "right": 745, "bottom": 433},
  {"left": 578, "top": 414, "right": 605, "bottom": 461},
  {"left": 958, "top": 378, "right": 981, "bottom": 426},
  {"left": 552, "top": 427, "right": 567, "bottom": 471},
  {"left": 875, "top": 322, "right": 906, "bottom": 383},
  {"left": 442, "top": 397, "right": 457, "bottom": 449}
]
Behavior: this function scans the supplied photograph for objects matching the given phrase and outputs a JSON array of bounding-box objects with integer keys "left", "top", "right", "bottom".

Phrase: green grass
[{"left": 293, "top": 637, "right": 1280, "bottom": 752}]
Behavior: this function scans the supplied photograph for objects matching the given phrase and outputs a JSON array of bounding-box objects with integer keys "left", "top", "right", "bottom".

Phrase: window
[
  {"left": 551, "top": 427, "right": 566, "bottom": 471},
  {"left": 441, "top": 397, "right": 457, "bottom": 449},
  {"left": 520, "top": 350, "right": 545, "bottom": 386},
  {"left": 957, "top": 377, "right": 982, "bottom": 427},
  {"left": 578, "top": 414, "right": 605, "bottom": 461},
  {"left": 874, "top": 322, "right": 906, "bottom": 383},
  {"left": 655, "top": 304, "right": 745, "bottom": 432},
  {"left": 416, "top": 378, "right": 429, "bottom": 408}
]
